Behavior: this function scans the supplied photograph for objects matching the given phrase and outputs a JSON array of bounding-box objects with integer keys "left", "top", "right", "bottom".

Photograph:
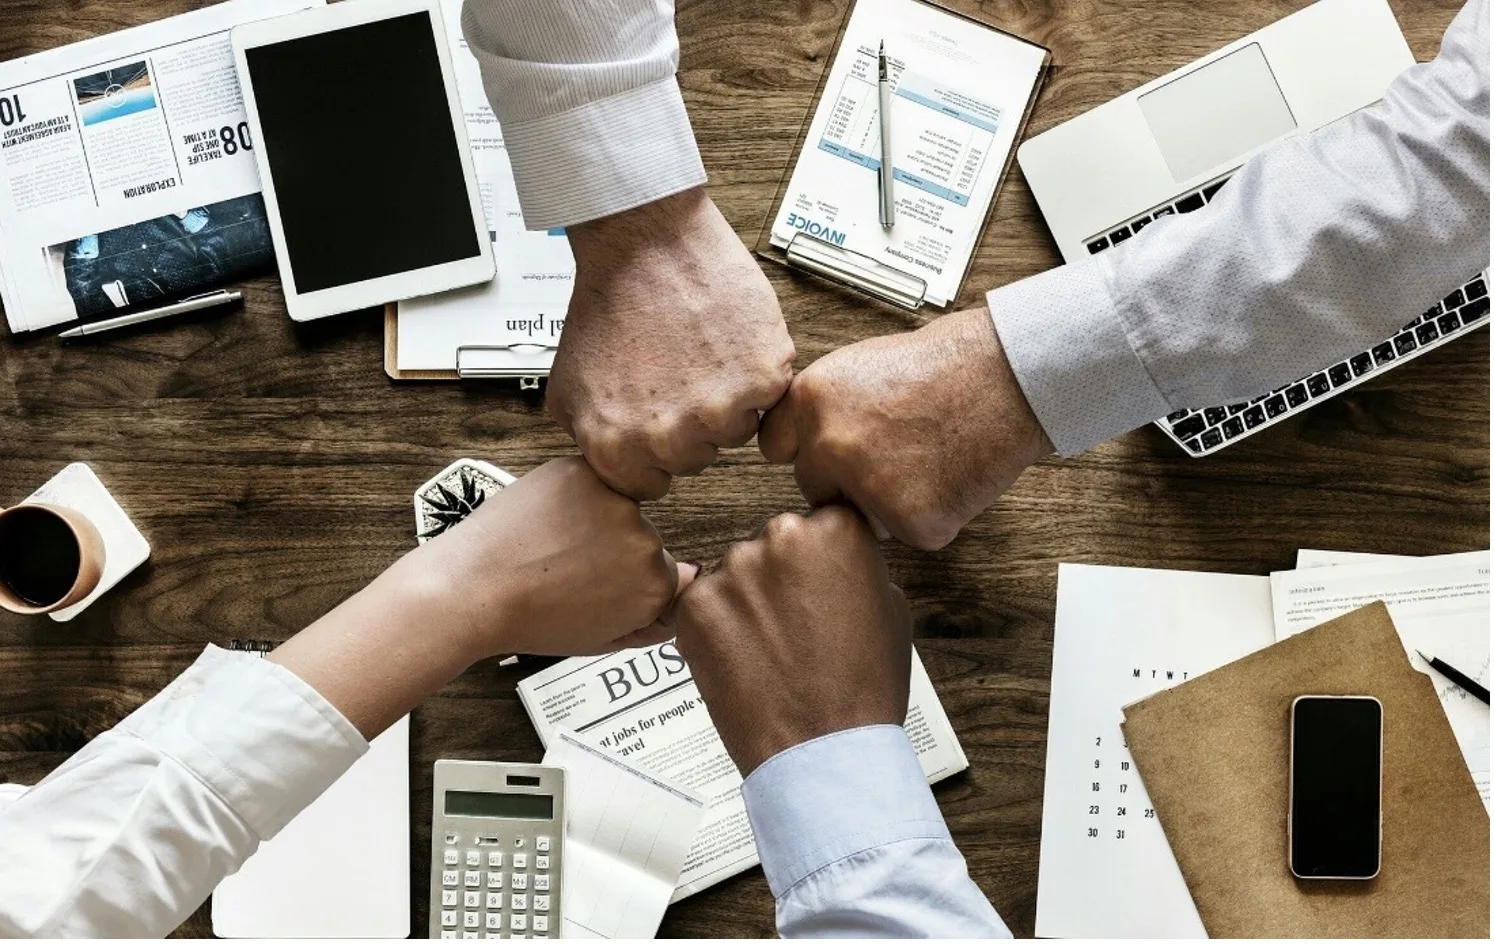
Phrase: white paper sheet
[
  {"left": 1295, "top": 548, "right": 1419, "bottom": 568},
  {"left": 395, "top": 0, "right": 573, "bottom": 372},
  {"left": 543, "top": 730, "right": 706, "bottom": 939},
  {"left": 1271, "top": 550, "right": 1490, "bottom": 805},
  {"left": 1036, "top": 563, "right": 1277, "bottom": 939},
  {"left": 768, "top": 0, "right": 1045, "bottom": 306}
]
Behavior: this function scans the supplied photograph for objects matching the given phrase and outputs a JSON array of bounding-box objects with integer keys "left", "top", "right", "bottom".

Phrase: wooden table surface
[{"left": 0, "top": 0, "right": 1484, "bottom": 937}]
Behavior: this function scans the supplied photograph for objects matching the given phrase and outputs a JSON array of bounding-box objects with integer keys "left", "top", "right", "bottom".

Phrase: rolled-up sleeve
[
  {"left": 741, "top": 725, "right": 1010, "bottom": 938},
  {"left": 0, "top": 645, "right": 366, "bottom": 938},
  {"left": 991, "top": 0, "right": 1489, "bottom": 457},
  {"left": 460, "top": 0, "right": 708, "bottom": 230}
]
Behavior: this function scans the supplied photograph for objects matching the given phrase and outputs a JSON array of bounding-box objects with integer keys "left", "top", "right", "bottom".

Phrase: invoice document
[
  {"left": 542, "top": 730, "right": 706, "bottom": 939},
  {"left": 395, "top": 0, "right": 573, "bottom": 372},
  {"left": 1036, "top": 563, "right": 1277, "bottom": 938},
  {"left": 768, "top": 0, "right": 1045, "bottom": 306},
  {"left": 1272, "top": 550, "right": 1490, "bottom": 806}
]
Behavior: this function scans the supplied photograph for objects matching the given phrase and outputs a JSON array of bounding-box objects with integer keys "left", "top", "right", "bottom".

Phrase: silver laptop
[{"left": 1018, "top": 0, "right": 1488, "bottom": 455}]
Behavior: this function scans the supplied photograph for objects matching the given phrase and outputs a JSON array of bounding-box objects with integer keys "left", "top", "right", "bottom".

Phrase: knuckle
[{"left": 761, "top": 511, "right": 805, "bottom": 541}]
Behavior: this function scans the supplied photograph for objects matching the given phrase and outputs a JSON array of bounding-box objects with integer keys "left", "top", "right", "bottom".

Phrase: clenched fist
[
  {"left": 759, "top": 308, "right": 1053, "bottom": 550},
  {"left": 551, "top": 188, "right": 796, "bottom": 500},
  {"left": 672, "top": 506, "right": 911, "bottom": 776}
]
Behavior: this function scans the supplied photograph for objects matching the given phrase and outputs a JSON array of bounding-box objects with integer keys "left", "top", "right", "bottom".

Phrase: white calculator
[{"left": 430, "top": 760, "right": 564, "bottom": 939}]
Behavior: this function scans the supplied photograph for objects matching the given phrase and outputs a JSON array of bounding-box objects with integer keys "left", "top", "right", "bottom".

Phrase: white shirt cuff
[
  {"left": 988, "top": 260, "right": 1173, "bottom": 457},
  {"left": 502, "top": 78, "right": 707, "bottom": 231},
  {"left": 115, "top": 644, "right": 368, "bottom": 841},
  {"left": 741, "top": 725, "right": 950, "bottom": 898}
]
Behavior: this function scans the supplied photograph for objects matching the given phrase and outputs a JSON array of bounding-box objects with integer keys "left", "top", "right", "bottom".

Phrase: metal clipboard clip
[
  {"left": 784, "top": 232, "right": 928, "bottom": 310},
  {"left": 456, "top": 342, "right": 559, "bottom": 388}
]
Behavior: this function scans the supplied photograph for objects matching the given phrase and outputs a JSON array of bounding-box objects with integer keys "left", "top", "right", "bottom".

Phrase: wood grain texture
[{"left": 0, "top": 0, "right": 1483, "bottom": 938}]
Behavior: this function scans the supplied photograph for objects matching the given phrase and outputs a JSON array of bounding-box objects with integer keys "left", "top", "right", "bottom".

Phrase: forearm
[
  {"left": 460, "top": 0, "right": 705, "bottom": 229},
  {"left": 991, "top": 0, "right": 1489, "bottom": 456},
  {"left": 268, "top": 544, "right": 493, "bottom": 739},
  {"left": 742, "top": 726, "right": 1011, "bottom": 939}
]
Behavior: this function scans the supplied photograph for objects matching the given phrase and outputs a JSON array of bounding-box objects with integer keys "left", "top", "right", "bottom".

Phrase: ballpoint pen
[
  {"left": 877, "top": 40, "right": 895, "bottom": 230},
  {"left": 57, "top": 289, "right": 242, "bottom": 339},
  {"left": 1416, "top": 649, "right": 1490, "bottom": 704}
]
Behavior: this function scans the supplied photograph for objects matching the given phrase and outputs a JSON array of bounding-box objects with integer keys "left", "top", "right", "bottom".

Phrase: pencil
[{"left": 1416, "top": 649, "right": 1490, "bottom": 704}]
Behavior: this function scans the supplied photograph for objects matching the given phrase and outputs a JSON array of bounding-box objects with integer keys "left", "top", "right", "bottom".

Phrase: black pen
[{"left": 1416, "top": 649, "right": 1490, "bottom": 704}]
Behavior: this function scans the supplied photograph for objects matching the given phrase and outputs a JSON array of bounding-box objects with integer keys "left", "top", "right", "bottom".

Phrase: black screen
[
  {"left": 245, "top": 12, "right": 480, "bottom": 293},
  {"left": 1290, "top": 697, "right": 1382, "bottom": 878},
  {"left": 445, "top": 790, "right": 553, "bottom": 820}
]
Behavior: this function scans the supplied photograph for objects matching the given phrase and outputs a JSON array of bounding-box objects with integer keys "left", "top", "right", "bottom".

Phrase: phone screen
[{"left": 1290, "top": 696, "right": 1382, "bottom": 879}]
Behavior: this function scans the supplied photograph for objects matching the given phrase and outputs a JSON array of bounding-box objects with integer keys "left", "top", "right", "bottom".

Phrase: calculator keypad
[{"left": 436, "top": 829, "right": 556, "bottom": 938}]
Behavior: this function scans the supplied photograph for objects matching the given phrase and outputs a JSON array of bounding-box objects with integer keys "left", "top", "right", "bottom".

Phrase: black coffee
[{"left": 0, "top": 507, "right": 81, "bottom": 607}]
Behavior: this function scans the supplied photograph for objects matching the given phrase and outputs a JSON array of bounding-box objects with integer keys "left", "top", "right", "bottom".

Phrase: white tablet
[{"left": 232, "top": 0, "right": 493, "bottom": 321}]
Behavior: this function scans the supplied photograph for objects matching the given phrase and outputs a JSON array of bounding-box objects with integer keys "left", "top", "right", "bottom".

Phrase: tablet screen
[{"left": 244, "top": 11, "right": 481, "bottom": 294}]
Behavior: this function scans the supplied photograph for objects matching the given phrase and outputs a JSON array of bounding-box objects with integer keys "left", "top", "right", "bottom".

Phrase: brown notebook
[{"left": 1122, "top": 601, "right": 1489, "bottom": 938}]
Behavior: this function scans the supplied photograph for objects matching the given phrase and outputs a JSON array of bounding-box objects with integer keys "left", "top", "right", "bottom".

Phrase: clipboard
[
  {"left": 383, "top": 302, "right": 552, "bottom": 387},
  {"left": 755, "top": 0, "right": 1049, "bottom": 310}
]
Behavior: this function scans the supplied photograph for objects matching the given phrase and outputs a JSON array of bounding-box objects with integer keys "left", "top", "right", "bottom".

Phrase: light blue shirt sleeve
[{"left": 740, "top": 725, "right": 1011, "bottom": 939}]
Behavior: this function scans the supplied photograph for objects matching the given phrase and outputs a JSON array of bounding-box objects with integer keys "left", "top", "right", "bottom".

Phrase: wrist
[
  {"left": 566, "top": 187, "right": 713, "bottom": 275},
  {"left": 955, "top": 307, "right": 1055, "bottom": 463},
  {"left": 381, "top": 542, "right": 515, "bottom": 666}
]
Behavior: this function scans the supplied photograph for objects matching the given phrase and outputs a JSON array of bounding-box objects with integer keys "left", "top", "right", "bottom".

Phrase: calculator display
[{"left": 445, "top": 790, "right": 554, "bottom": 820}]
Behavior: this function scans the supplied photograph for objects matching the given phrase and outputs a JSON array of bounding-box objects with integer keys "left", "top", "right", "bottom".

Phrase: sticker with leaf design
[{"left": 413, "top": 458, "right": 516, "bottom": 544}]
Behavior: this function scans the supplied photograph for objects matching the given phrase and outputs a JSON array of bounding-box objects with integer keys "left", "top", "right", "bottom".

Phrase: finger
[
  {"left": 606, "top": 621, "right": 677, "bottom": 652},
  {"left": 792, "top": 452, "right": 844, "bottom": 508},
  {"left": 591, "top": 458, "right": 672, "bottom": 502},
  {"left": 866, "top": 513, "right": 892, "bottom": 541},
  {"left": 757, "top": 398, "right": 798, "bottom": 463},
  {"left": 707, "top": 407, "right": 762, "bottom": 450},
  {"left": 654, "top": 437, "right": 720, "bottom": 478},
  {"left": 609, "top": 558, "right": 699, "bottom": 652}
]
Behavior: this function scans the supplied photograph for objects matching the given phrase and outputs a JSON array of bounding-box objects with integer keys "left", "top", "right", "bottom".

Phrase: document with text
[
  {"left": 767, "top": 0, "right": 1045, "bottom": 306},
  {"left": 518, "top": 640, "right": 968, "bottom": 900},
  {"left": 1272, "top": 549, "right": 1490, "bottom": 805},
  {"left": 1036, "top": 563, "right": 1277, "bottom": 939},
  {"left": 0, "top": 0, "right": 319, "bottom": 332}
]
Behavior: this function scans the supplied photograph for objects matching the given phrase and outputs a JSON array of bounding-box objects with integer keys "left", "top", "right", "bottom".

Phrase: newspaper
[
  {"left": 0, "top": 0, "right": 320, "bottom": 333},
  {"left": 517, "top": 640, "right": 969, "bottom": 901}
]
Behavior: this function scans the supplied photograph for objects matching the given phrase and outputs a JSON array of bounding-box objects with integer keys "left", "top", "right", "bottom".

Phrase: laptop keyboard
[{"left": 1085, "top": 172, "right": 1490, "bottom": 456}]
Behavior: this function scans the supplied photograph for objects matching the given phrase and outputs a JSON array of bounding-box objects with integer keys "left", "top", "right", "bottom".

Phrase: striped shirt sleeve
[{"left": 461, "top": 0, "right": 708, "bottom": 230}]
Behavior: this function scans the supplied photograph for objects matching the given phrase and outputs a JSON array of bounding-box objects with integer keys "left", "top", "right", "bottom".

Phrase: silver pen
[
  {"left": 57, "top": 289, "right": 242, "bottom": 339},
  {"left": 877, "top": 40, "right": 895, "bottom": 230}
]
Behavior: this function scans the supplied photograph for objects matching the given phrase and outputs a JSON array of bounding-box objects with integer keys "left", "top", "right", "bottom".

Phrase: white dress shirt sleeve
[
  {"left": 0, "top": 645, "right": 367, "bottom": 938},
  {"left": 989, "top": 0, "right": 1490, "bottom": 457},
  {"left": 460, "top": 0, "right": 708, "bottom": 230},
  {"left": 741, "top": 725, "right": 1011, "bottom": 938}
]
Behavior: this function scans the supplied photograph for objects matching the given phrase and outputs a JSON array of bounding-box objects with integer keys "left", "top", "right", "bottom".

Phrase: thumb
[
  {"left": 758, "top": 396, "right": 799, "bottom": 463},
  {"left": 609, "top": 554, "right": 699, "bottom": 653}
]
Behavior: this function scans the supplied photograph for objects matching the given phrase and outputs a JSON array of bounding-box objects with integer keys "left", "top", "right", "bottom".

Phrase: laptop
[{"left": 1018, "top": 0, "right": 1488, "bottom": 456}]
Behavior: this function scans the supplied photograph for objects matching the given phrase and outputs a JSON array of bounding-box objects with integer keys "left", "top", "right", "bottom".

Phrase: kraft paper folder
[{"left": 1121, "top": 602, "right": 1489, "bottom": 938}]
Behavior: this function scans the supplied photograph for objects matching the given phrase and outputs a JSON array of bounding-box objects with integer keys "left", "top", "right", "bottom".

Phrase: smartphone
[{"left": 1288, "top": 695, "right": 1383, "bottom": 879}]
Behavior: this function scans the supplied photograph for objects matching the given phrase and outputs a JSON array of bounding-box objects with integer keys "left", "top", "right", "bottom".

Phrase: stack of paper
[{"left": 1036, "top": 550, "right": 1491, "bottom": 937}]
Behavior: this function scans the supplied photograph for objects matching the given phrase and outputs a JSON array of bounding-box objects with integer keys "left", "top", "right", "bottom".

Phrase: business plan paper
[
  {"left": 1036, "top": 563, "right": 1277, "bottom": 939},
  {"left": 1272, "top": 550, "right": 1490, "bottom": 805},
  {"left": 768, "top": 0, "right": 1045, "bottom": 306}
]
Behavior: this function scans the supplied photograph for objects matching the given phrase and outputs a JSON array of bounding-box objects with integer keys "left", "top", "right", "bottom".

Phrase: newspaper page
[
  {"left": 1271, "top": 550, "right": 1490, "bottom": 805},
  {"left": 518, "top": 640, "right": 969, "bottom": 901},
  {"left": 0, "top": 0, "right": 320, "bottom": 333}
]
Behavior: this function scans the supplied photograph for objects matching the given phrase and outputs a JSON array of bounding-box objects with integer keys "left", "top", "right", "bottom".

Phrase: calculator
[{"left": 430, "top": 760, "right": 564, "bottom": 939}]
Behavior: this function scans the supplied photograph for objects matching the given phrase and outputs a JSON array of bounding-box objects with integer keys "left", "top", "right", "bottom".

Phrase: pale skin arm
[{"left": 272, "top": 457, "right": 695, "bottom": 738}]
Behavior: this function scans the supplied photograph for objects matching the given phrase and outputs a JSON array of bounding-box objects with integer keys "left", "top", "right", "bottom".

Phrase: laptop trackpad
[{"left": 1138, "top": 43, "right": 1297, "bottom": 183}]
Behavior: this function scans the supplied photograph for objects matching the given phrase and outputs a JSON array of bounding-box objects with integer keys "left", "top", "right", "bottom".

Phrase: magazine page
[
  {"left": 0, "top": 0, "right": 320, "bottom": 333},
  {"left": 518, "top": 640, "right": 968, "bottom": 900}
]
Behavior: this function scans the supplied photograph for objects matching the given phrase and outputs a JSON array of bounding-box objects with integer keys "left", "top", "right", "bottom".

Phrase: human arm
[
  {"left": 760, "top": 0, "right": 1487, "bottom": 547},
  {"left": 0, "top": 458, "right": 693, "bottom": 937},
  {"left": 461, "top": 1, "right": 794, "bottom": 499},
  {"left": 672, "top": 507, "right": 1009, "bottom": 937}
]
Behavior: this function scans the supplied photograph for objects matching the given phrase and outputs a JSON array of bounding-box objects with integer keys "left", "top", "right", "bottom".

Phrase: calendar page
[{"left": 1036, "top": 564, "right": 1276, "bottom": 938}]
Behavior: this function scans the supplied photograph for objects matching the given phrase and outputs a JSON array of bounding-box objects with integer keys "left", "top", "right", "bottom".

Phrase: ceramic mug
[{"left": 0, "top": 503, "right": 106, "bottom": 615}]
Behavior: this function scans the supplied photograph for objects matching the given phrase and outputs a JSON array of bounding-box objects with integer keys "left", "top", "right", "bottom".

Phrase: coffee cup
[{"left": 0, "top": 503, "right": 106, "bottom": 615}]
